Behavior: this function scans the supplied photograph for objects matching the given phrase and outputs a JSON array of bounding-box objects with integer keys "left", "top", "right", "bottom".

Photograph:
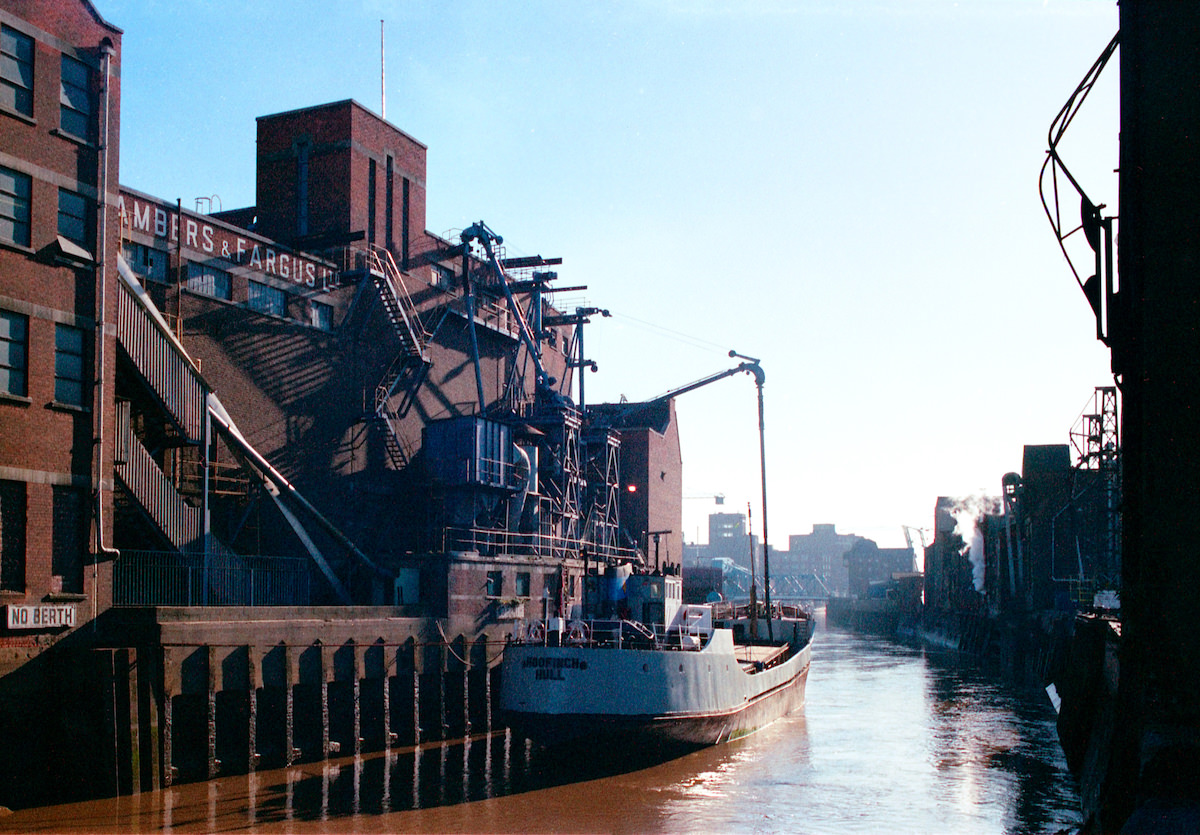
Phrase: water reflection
[{"left": 0, "top": 616, "right": 1079, "bottom": 834}]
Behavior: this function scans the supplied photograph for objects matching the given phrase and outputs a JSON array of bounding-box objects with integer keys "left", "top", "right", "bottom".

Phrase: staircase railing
[
  {"left": 367, "top": 245, "right": 429, "bottom": 362},
  {"left": 365, "top": 246, "right": 432, "bottom": 468},
  {"left": 115, "top": 279, "right": 206, "bottom": 442},
  {"left": 114, "top": 421, "right": 201, "bottom": 550}
]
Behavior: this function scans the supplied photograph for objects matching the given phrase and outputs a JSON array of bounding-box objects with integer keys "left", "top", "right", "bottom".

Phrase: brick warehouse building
[
  {"left": 1, "top": 2, "right": 122, "bottom": 624},
  {"left": 0, "top": 0, "right": 688, "bottom": 806}
]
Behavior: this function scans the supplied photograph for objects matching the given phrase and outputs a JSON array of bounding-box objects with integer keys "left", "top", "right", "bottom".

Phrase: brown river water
[{"left": 0, "top": 612, "right": 1080, "bottom": 834}]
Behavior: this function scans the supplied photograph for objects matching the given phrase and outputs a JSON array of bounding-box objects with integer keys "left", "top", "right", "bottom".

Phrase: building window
[
  {"left": 51, "top": 486, "right": 85, "bottom": 594},
  {"left": 296, "top": 138, "right": 310, "bottom": 237},
  {"left": 309, "top": 300, "right": 332, "bottom": 331},
  {"left": 248, "top": 280, "right": 286, "bottom": 316},
  {"left": 486, "top": 570, "right": 503, "bottom": 597},
  {"left": 1, "top": 25, "right": 34, "bottom": 118},
  {"left": 385, "top": 154, "right": 394, "bottom": 251},
  {"left": 0, "top": 165, "right": 31, "bottom": 247},
  {"left": 401, "top": 177, "right": 410, "bottom": 268},
  {"left": 0, "top": 309, "right": 28, "bottom": 398},
  {"left": 54, "top": 324, "right": 85, "bottom": 406},
  {"left": 57, "top": 188, "right": 91, "bottom": 248},
  {"left": 122, "top": 241, "right": 168, "bottom": 283},
  {"left": 515, "top": 571, "right": 531, "bottom": 598},
  {"left": 186, "top": 262, "right": 232, "bottom": 300},
  {"left": 0, "top": 479, "right": 26, "bottom": 593},
  {"left": 59, "top": 54, "right": 93, "bottom": 140},
  {"left": 431, "top": 263, "right": 454, "bottom": 291},
  {"left": 368, "top": 158, "right": 377, "bottom": 247}
]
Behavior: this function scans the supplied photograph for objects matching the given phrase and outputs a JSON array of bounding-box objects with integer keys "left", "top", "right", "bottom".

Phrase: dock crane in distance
[{"left": 902, "top": 525, "right": 929, "bottom": 571}]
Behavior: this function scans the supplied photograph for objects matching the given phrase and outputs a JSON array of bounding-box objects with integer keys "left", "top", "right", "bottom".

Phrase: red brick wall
[{"left": 0, "top": 0, "right": 121, "bottom": 620}]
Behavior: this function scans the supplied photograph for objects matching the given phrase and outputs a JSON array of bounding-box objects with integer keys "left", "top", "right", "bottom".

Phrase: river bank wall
[{"left": 0, "top": 608, "right": 505, "bottom": 810}]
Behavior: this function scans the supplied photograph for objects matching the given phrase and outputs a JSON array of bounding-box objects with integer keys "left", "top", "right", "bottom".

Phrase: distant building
[
  {"left": 707, "top": 512, "right": 753, "bottom": 566},
  {"left": 924, "top": 435, "right": 1114, "bottom": 617},
  {"left": 923, "top": 497, "right": 984, "bottom": 614},
  {"left": 589, "top": 398, "right": 683, "bottom": 569},
  {"left": 845, "top": 540, "right": 915, "bottom": 599},
  {"left": 785, "top": 523, "right": 862, "bottom": 597}
]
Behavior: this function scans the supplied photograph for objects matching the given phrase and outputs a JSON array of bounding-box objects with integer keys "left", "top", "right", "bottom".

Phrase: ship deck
[{"left": 734, "top": 643, "right": 789, "bottom": 672}]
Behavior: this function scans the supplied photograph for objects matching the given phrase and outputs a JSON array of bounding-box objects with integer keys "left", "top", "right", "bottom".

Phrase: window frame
[
  {"left": 185, "top": 262, "right": 232, "bottom": 300},
  {"left": 0, "top": 478, "right": 27, "bottom": 593},
  {"left": 51, "top": 485, "right": 85, "bottom": 594},
  {"left": 309, "top": 300, "right": 332, "bottom": 331},
  {"left": 121, "top": 241, "right": 169, "bottom": 283},
  {"left": 59, "top": 53, "right": 93, "bottom": 140},
  {"left": 515, "top": 571, "right": 531, "bottom": 598},
  {"left": 0, "top": 309, "right": 29, "bottom": 399},
  {"left": 0, "top": 165, "right": 31, "bottom": 248},
  {"left": 247, "top": 279, "right": 287, "bottom": 317},
  {"left": 1, "top": 24, "right": 34, "bottom": 118},
  {"left": 57, "top": 187, "right": 91, "bottom": 248},
  {"left": 486, "top": 570, "right": 503, "bottom": 598},
  {"left": 54, "top": 323, "right": 86, "bottom": 407}
]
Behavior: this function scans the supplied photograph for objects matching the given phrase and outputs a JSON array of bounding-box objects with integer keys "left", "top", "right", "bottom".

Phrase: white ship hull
[{"left": 501, "top": 624, "right": 811, "bottom": 748}]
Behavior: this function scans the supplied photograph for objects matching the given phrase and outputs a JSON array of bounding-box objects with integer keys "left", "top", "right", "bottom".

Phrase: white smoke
[{"left": 947, "top": 494, "right": 1000, "bottom": 593}]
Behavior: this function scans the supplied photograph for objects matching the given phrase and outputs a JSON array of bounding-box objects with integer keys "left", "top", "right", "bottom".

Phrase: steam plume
[{"left": 948, "top": 494, "right": 1000, "bottom": 593}]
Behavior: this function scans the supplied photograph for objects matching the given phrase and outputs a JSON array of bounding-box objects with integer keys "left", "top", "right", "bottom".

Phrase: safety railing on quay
[{"left": 112, "top": 549, "right": 311, "bottom": 607}]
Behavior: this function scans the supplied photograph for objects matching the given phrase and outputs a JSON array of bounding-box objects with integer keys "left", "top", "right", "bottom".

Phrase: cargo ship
[{"left": 500, "top": 562, "right": 813, "bottom": 749}]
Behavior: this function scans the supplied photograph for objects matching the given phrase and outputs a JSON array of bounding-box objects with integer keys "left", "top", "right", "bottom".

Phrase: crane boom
[
  {"left": 461, "top": 220, "right": 552, "bottom": 389},
  {"left": 645, "top": 361, "right": 763, "bottom": 404},
  {"left": 601, "top": 352, "right": 764, "bottom": 426}
]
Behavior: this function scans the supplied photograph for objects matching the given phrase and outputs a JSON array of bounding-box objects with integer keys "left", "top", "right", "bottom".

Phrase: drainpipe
[{"left": 91, "top": 38, "right": 119, "bottom": 623}]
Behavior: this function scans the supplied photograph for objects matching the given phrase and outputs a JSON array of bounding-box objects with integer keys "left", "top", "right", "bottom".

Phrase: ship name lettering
[{"left": 522, "top": 656, "right": 584, "bottom": 671}]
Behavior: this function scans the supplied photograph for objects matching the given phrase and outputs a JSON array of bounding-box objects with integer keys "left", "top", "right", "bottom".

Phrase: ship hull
[{"left": 501, "top": 631, "right": 811, "bottom": 749}]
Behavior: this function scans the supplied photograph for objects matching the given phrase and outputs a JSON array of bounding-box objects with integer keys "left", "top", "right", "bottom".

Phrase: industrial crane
[
  {"left": 902, "top": 525, "right": 929, "bottom": 572},
  {"left": 600, "top": 350, "right": 776, "bottom": 639}
]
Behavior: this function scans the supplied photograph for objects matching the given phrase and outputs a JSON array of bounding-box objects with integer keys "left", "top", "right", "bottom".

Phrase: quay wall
[
  {"left": 0, "top": 609, "right": 509, "bottom": 810},
  {"left": 827, "top": 600, "right": 1075, "bottom": 691}
]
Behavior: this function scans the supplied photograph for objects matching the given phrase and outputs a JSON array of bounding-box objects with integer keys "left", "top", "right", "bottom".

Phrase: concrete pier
[{"left": 0, "top": 607, "right": 511, "bottom": 808}]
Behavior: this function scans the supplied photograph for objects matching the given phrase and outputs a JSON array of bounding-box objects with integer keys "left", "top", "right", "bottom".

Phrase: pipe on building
[{"left": 93, "top": 37, "right": 120, "bottom": 601}]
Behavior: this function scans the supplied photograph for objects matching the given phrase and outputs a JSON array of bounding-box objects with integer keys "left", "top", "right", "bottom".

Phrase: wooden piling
[
  {"left": 161, "top": 647, "right": 182, "bottom": 787},
  {"left": 286, "top": 644, "right": 299, "bottom": 766},
  {"left": 353, "top": 640, "right": 363, "bottom": 755},
  {"left": 119, "top": 648, "right": 139, "bottom": 795},
  {"left": 412, "top": 641, "right": 421, "bottom": 746},
  {"left": 438, "top": 642, "right": 448, "bottom": 738},
  {"left": 141, "top": 646, "right": 161, "bottom": 793},
  {"left": 247, "top": 646, "right": 261, "bottom": 770},
  {"left": 320, "top": 643, "right": 331, "bottom": 759},
  {"left": 462, "top": 642, "right": 471, "bottom": 737},
  {"left": 206, "top": 645, "right": 220, "bottom": 779},
  {"left": 382, "top": 641, "right": 394, "bottom": 747}
]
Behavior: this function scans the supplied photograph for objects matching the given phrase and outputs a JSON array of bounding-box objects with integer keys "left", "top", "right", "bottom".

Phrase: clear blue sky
[{"left": 101, "top": 0, "right": 1119, "bottom": 551}]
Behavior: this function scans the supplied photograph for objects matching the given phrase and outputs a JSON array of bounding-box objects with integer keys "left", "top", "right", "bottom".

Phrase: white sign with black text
[{"left": 6, "top": 604, "right": 76, "bottom": 630}]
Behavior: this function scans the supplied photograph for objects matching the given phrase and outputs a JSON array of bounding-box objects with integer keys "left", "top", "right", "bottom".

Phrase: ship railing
[
  {"left": 512, "top": 617, "right": 709, "bottom": 651},
  {"left": 442, "top": 526, "right": 638, "bottom": 562}
]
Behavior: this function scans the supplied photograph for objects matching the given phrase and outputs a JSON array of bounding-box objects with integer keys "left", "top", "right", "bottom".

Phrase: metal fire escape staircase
[
  {"left": 114, "top": 260, "right": 205, "bottom": 550},
  {"left": 366, "top": 245, "right": 430, "bottom": 468},
  {"left": 114, "top": 256, "right": 389, "bottom": 604}
]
